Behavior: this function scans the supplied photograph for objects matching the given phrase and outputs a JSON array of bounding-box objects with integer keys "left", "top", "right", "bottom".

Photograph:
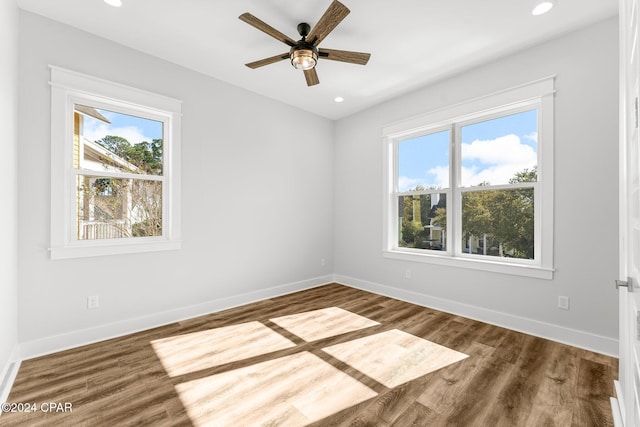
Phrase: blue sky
[
  {"left": 398, "top": 109, "right": 537, "bottom": 191},
  {"left": 82, "top": 107, "right": 163, "bottom": 145}
]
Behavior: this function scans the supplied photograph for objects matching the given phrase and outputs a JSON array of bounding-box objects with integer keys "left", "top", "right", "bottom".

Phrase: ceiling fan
[{"left": 239, "top": 0, "right": 371, "bottom": 86}]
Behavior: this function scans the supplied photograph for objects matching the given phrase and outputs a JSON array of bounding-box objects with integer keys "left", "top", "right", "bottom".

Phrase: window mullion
[
  {"left": 451, "top": 123, "right": 461, "bottom": 256},
  {"left": 73, "top": 169, "right": 164, "bottom": 182},
  {"left": 391, "top": 138, "right": 400, "bottom": 250},
  {"left": 460, "top": 182, "right": 536, "bottom": 192}
]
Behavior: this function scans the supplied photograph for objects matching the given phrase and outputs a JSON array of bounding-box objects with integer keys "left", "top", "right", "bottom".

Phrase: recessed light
[
  {"left": 532, "top": 0, "right": 554, "bottom": 15},
  {"left": 104, "top": 0, "right": 122, "bottom": 7},
  {"left": 334, "top": 97, "right": 344, "bottom": 103}
]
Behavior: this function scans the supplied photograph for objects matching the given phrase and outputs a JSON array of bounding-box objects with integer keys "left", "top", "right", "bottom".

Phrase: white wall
[
  {"left": 0, "top": 0, "right": 20, "bottom": 399},
  {"left": 17, "top": 11, "right": 334, "bottom": 356},
  {"left": 334, "top": 18, "right": 620, "bottom": 354},
  {"left": 15, "top": 11, "right": 620, "bottom": 358}
]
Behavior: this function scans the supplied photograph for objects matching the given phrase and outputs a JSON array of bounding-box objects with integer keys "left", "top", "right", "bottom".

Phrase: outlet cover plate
[
  {"left": 87, "top": 295, "right": 99, "bottom": 309},
  {"left": 558, "top": 296, "right": 569, "bottom": 310}
]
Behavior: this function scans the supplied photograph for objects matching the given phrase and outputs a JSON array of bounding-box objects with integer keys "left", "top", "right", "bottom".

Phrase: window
[
  {"left": 50, "top": 66, "right": 182, "bottom": 259},
  {"left": 383, "top": 77, "right": 554, "bottom": 279}
]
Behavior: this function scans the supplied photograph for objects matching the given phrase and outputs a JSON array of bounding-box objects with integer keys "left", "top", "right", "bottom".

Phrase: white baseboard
[
  {"left": 612, "top": 380, "right": 625, "bottom": 427},
  {"left": 611, "top": 397, "right": 623, "bottom": 427},
  {"left": 335, "top": 274, "right": 618, "bottom": 357},
  {"left": 20, "top": 275, "right": 333, "bottom": 360},
  {"left": 18, "top": 273, "right": 618, "bottom": 361},
  {"left": 0, "top": 345, "right": 21, "bottom": 405}
]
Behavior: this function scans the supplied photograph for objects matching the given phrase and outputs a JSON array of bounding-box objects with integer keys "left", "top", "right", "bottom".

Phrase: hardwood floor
[{"left": 2, "top": 284, "right": 617, "bottom": 426}]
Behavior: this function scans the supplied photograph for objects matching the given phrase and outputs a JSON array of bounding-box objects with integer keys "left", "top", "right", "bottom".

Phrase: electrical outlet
[
  {"left": 321, "top": 258, "right": 326, "bottom": 267},
  {"left": 87, "top": 295, "right": 99, "bottom": 309},
  {"left": 405, "top": 269, "right": 411, "bottom": 279},
  {"left": 557, "top": 296, "right": 569, "bottom": 310}
]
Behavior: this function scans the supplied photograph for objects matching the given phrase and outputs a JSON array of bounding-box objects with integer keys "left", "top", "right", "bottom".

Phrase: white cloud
[
  {"left": 461, "top": 134, "right": 536, "bottom": 186},
  {"left": 524, "top": 132, "right": 538, "bottom": 143},
  {"left": 426, "top": 165, "right": 449, "bottom": 189},
  {"left": 400, "top": 166, "right": 450, "bottom": 191},
  {"left": 398, "top": 176, "right": 419, "bottom": 192},
  {"left": 83, "top": 120, "right": 152, "bottom": 146}
]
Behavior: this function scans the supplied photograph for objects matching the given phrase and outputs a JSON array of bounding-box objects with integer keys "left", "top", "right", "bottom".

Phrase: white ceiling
[{"left": 16, "top": 0, "right": 618, "bottom": 120}]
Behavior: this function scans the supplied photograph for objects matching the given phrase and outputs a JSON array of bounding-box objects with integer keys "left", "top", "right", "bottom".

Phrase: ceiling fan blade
[
  {"left": 304, "top": 68, "right": 320, "bottom": 86},
  {"left": 239, "top": 13, "right": 296, "bottom": 47},
  {"left": 306, "top": 0, "right": 350, "bottom": 46},
  {"left": 319, "top": 48, "right": 370, "bottom": 65},
  {"left": 245, "top": 53, "right": 290, "bottom": 69}
]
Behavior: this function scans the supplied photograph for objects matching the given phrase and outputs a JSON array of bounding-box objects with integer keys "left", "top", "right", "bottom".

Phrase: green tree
[
  {"left": 432, "top": 207, "right": 446, "bottom": 230},
  {"left": 430, "top": 167, "right": 536, "bottom": 258},
  {"left": 488, "top": 187, "right": 534, "bottom": 258},
  {"left": 96, "top": 135, "right": 130, "bottom": 158},
  {"left": 498, "top": 166, "right": 536, "bottom": 258},
  {"left": 510, "top": 166, "right": 537, "bottom": 184},
  {"left": 123, "top": 139, "right": 163, "bottom": 174},
  {"left": 399, "top": 186, "right": 446, "bottom": 248},
  {"left": 96, "top": 136, "right": 163, "bottom": 175},
  {"left": 461, "top": 182, "right": 493, "bottom": 242},
  {"left": 399, "top": 194, "right": 423, "bottom": 246}
]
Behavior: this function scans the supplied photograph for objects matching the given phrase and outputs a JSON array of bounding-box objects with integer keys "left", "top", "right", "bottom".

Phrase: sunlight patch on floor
[
  {"left": 270, "top": 306, "right": 380, "bottom": 341},
  {"left": 151, "top": 321, "right": 296, "bottom": 377},
  {"left": 322, "top": 329, "right": 469, "bottom": 388},
  {"left": 175, "top": 351, "right": 378, "bottom": 427}
]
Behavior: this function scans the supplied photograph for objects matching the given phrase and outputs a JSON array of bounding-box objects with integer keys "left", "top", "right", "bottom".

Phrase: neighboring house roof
[
  {"left": 75, "top": 105, "right": 111, "bottom": 124},
  {"left": 82, "top": 137, "right": 142, "bottom": 174}
]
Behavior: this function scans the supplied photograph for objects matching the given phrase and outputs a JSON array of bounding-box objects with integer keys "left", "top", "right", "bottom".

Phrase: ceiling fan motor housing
[{"left": 297, "top": 22, "right": 311, "bottom": 38}]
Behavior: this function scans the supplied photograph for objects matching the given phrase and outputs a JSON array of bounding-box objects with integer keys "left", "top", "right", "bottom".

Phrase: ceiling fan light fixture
[
  {"left": 240, "top": 1, "right": 370, "bottom": 86},
  {"left": 104, "top": 0, "right": 122, "bottom": 7},
  {"left": 290, "top": 47, "right": 318, "bottom": 70},
  {"left": 532, "top": 0, "right": 554, "bottom": 15}
]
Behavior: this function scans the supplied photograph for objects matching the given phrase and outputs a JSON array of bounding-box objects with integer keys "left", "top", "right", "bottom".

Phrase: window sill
[
  {"left": 383, "top": 249, "right": 554, "bottom": 280},
  {"left": 50, "top": 239, "right": 181, "bottom": 260}
]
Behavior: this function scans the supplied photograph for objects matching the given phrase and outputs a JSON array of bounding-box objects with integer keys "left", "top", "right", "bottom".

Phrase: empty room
[{"left": 2, "top": 0, "right": 637, "bottom": 425}]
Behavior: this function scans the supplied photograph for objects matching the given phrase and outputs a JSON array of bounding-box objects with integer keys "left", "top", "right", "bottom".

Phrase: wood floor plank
[
  {"left": 482, "top": 335, "right": 554, "bottom": 425},
  {"left": 493, "top": 328, "right": 529, "bottom": 364},
  {"left": 572, "top": 357, "right": 615, "bottom": 427},
  {"left": 416, "top": 341, "right": 492, "bottom": 414},
  {"left": 3, "top": 284, "right": 617, "bottom": 426},
  {"left": 523, "top": 344, "right": 577, "bottom": 427},
  {"left": 436, "top": 351, "right": 517, "bottom": 425},
  {"left": 389, "top": 402, "right": 443, "bottom": 427}
]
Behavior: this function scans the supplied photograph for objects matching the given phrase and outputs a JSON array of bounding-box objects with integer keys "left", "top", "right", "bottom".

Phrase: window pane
[
  {"left": 398, "top": 130, "right": 449, "bottom": 191},
  {"left": 398, "top": 193, "right": 447, "bottom": 250},
  {"left": 460, "top": 110, "right": 537, "bottom": 187},
  {"left": 461, "top": 188, "right": 534, "bottom": 259},
  {"left": 74, "top": 104, "right": 164, "bottom": 176},
  {"left": 77, "top": 176, "right": 162, "bottom": 240}
]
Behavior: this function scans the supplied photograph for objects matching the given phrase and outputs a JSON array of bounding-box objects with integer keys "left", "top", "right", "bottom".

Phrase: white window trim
[
  {"left": 49, "top": 66, "right": 182, "bottom": 259},
  {"left": 382, "top": 76, "right": 555, "bottom": 279}
]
